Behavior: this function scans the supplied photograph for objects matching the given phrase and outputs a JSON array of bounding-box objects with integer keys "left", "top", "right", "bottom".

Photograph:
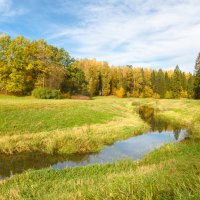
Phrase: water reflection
[
  {"left": 51, "top": 130, "right": 187, "bottom": 170},
  {"left": 0, "top": 153, "right": 90, "bottom": 180},
  {"left": 0, "top": 105, "right": 187, "bottom": 180},
  {"left": 138, "top": 105, "right": 183, "bottom": 140}
]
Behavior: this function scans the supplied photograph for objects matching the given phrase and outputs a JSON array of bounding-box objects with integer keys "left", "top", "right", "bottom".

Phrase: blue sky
[{"left": 1, "top": 0, "right": 200, "bottom": 72}]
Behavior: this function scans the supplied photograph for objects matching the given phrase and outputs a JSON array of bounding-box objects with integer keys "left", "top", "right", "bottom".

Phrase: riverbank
[
  {"left": 0, "top": 96, "right": 148, "bottom": 155},
  {"left": 0, "top": 97, "right": 200, "bottom": 199},
  {"left": 1, "top": 140, "right": 199, "bottom": 199}
]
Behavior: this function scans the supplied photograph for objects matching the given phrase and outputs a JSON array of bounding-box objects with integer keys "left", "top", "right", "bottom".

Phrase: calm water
[
  {"left": 0, "top": 105, "right": 188, "bottom": 180},
  {"left": 51, "top": 130, "right": 187, "bottom": 170}
]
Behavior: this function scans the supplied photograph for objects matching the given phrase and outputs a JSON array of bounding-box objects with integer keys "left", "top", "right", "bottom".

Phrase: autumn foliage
[
  {"left": 0, "top": 34, "right": 198, "bottom": 99},
  {"left": 115, "top": 87, "right": 125, "bottom": 98}
]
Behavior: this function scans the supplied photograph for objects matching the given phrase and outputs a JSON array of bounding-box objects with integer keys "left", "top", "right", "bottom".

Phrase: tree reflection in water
[{"left": 138, "top": 105, "right": 182, "bottom": 140}]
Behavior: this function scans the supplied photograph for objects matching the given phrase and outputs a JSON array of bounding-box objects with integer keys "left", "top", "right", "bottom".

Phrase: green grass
[
  {"left": 0, "top": 96, "right": 200, "bottom": 199},
  {"left": 0, "top": 140, "right": 199, "bottom": 199},
  {"left": 0, "top": 96, "right": 148, "bottom": 154},
  {"left": 0, "top": 96, "right": 125, "bottom": 135}
]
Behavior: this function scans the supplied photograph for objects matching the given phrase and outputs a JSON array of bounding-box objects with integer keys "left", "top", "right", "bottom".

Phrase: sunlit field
[
  {"left": 0, "top": 96, "right": 147, "bottom": 154},
  {"left": 1, "top": 0, "right": 200, "bottom": 199},
  {"left": 0, "top": 96, "right": 200, "bottom": 199}
]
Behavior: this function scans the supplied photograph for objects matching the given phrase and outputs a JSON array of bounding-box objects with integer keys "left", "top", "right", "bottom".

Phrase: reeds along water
[{"left": 0, "top": 103, "right": 188, "bottom": 180}]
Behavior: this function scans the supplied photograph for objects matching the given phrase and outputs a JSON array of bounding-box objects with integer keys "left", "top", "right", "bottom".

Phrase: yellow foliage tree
[
  {"left": 165, "top": 91, "right": 173, "bottom": 99},
  {"left": 115, "top": 87, "right": 125, "bottom": 98},
  {"left": 180, "top": 90, "right": 188, "bottom": 98},
  {"left": 142, "top": 86, "right": 154, "bottom": 98}
]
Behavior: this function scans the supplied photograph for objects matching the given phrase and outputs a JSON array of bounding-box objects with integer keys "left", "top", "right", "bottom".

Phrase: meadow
[
  {"left": 0, "top": 96, "right": 200, "bottom": 199},
  {"left": 0, "top": 96, "right": 148, "bottom": 154}
]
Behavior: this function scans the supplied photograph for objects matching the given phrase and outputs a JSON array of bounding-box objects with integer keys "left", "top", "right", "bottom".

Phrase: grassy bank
[
  {"left": 1, "top": 140, "right": 199, "bottom": 200},
  {"left": 132, "top": 98, "right": 200, "bottom": 138},
  {"left": 0, "top": 97, "right": 200, "bottom": 199},
  {"left": 0, "top": 96, "right": 147, "bottom": 154}
]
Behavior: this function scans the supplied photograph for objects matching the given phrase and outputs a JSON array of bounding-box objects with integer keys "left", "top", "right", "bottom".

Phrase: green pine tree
[
  {"left": 187, "top": 73, "right": 194, "bottom": 98},
  {"left": 156, "top": 69, "right": 166, "bottom": 98},
  {"left": 172, "top": 65, "right": 182, "bottom": 98},
  {"left": 194, "top": 53, "right": 200, "bottom": 99},
  {"left": 150, "top": 70, "right": 156, "bottom": 92}
]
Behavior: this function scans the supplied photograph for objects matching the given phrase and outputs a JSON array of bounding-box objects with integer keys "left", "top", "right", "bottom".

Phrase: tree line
[{"left": 0, "top": 34, "right": 199, "bottom": 99}]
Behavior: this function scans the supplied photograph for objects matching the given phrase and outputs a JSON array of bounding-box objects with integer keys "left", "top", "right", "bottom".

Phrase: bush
[
  {"left": 61, "top": 92, "right": 71, "bottom": 99},
  {"left": 165, "top": 91, "right": 173, "bottom": 99},
  {"left": 152, "top": 93, "right": 160, "bottom": 99},
  {"left": 115, "top": 87, "right": 125, "bottom": 98},
  {"left": 132, "top": 101, "right": 141, "bottom": 106},
  {"left": 126, "top": 92, "right": 132, "bottom": 98},
  {"left": 180, "top": 90, "right": 188, "bottom": 98},
  {"left": 132, "top": 90, "right": 140, "bottom": 98},
  {"left": 32, "top": 88, "right": 61, "bottom": 99},
  {"left": 142, "top": 86, "right": 154, "bottom": 98},
  {"left": 71, "top": 95, "right": 92, "bottom": 100}
]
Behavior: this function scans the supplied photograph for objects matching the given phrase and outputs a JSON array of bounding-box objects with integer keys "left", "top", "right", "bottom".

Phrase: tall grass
[
  {"left": 0, "top": 97, "right": 200, "bottom": 199},
  {"left": 0, "top": 96, "right": 148, "bottom": 154},
  {"left": 0, "top": 115, "right": 147, "bottom": 154},
  {"left": 0, "top": 141, "right": 199, "bottom": 199}
]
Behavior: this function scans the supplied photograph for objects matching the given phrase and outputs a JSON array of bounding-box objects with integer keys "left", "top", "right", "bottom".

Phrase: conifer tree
[
  {"left": 172, "top": 66, "right": 182, "bottom": 98},
  {"left": 187, "top": 73, "right": 194, "bottom": 98},
  {"left": 181, "top": 72, "right": 187, "bottom": 91},
  {"left": 150, "top": 70, "right": 156, "bottom": 92},
  {"left": 141, "top": 68, "right": 147, "bottom": 92},
  {"left": 164, "top": 72, "right": 171, "bottom": 93},
  {"left": 156, "top": 69, "right": 166, "bottom": 98},
  {"left": 194, "top": 53, "right": 200, "bottom": 99},
  {"left": 124, "top": 66, "right": 134, "bottom": 94}
]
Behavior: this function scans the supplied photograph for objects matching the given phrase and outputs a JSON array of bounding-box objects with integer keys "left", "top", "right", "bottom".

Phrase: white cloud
[
  {"left": 0, "top": 0, "right": 28, "bottom": 19},
  {"left": 47, "top": 0, "right": 200, "bottom": 72}
]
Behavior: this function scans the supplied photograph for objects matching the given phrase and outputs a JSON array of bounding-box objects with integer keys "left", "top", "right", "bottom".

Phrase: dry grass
[
  {"left": 0, "top": 114, "right": 147, "bottom": 154},
  {"left": 0, "top": 97, "right": 200, "bottom": 199},
  {"left": 0, "top": 96, "right": 148, "bottom": 154}
]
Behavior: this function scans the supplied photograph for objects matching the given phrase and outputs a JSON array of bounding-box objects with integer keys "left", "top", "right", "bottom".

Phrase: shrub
[
  {"left": 132, "top": 101, "right": 141, "bottom": 106},
  {"left": 126, "top": 92, "right": 132, "bottom": 98},
  {"left": 32, "top": 88, "right": 61, "bottom": 99},
  {"left": 152, "top": 93, "right": 160, "bottom": 99},
  {"left": 142, "top": 86, "right": 154, "bottom": 98},
  {"left": 132, "top": 90, "right": 140, "bottom": 98},
  {"left": 115, "top": 87, "right": 125, "bottom": 98},
  {"left": 71, "top": 95, "right": 92, "bottom": 100},
  {"left": 61, "top": 92, "right": 71, "bottom": 99},
  {"left": 180, "top": 90, "right": 188, "bottom": 98},
  {"left": 165, "top": 91, "right": 173, "bottom": 99}
]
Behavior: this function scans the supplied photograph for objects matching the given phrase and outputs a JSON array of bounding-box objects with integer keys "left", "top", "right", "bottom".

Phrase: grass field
[
  {"left": 0, "top": 96, "right": 148, "bottom": 154},
  {"left": 0, "top": 96, "right": 200, "bottom": 199}
]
